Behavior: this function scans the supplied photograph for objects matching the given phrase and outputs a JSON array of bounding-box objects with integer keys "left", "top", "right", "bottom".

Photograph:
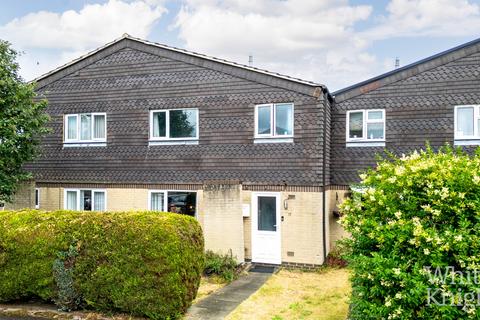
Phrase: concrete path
[{"left": 186, "top": 266, "right": 275, "bottom": 320}]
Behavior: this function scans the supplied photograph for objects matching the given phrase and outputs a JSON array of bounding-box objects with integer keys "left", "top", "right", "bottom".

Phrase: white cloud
[
  {"left": 366, "top": 0, "right": 480, "bottom": 40},
  {"left": 174, "top": 0, "right": 375, "bottom": 90},
  {"left": 5, "top": 0, "right": 480, "bottom": 88},
  {"left": 0, "top": 0, "right": 166, "bottom": 80},
  {"left": 173, "top": 0, "right": 480, "bottom": 90}
]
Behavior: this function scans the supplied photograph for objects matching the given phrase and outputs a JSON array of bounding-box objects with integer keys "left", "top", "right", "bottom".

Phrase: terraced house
[{"left": 7, "top": 35, "right": 480, "bottom": 267}]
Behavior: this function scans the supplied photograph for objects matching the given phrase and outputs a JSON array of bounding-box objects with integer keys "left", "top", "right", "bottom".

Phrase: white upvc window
[
  {"left": 148, "top": 190, "right": 197, "bottom": 217},
  {"left": 35, "top": 188, "right": 40, "bottom": 209},
  {"left": 64, "top": 113, "right": 107, "bottom": 143},
  {"left": 346, "top": 109, "right": 385, "bottom": 142},
  {"left": 255, "top": 103, "right": 294, "bottom": 138},
  {"left": 455, "top": 105, "right": 480, "bottom": 140},
  {"left": 64, "top": 189, "right": 106, "bottom": 211},
  {"left": 149, "top": 109, "right": 199, "bottom": 141}
]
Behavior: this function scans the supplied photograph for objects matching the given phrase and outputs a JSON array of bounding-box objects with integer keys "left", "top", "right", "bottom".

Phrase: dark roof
[
  {"left": 32, "top": 34, "right": 327, "bottom": 93},
  {"left": 333, "top": 37, "right": 480, "bottom": 98}
]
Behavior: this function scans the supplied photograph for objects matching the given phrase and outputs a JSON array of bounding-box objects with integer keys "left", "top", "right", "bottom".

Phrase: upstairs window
[
  {"left": 455, "top": 105, "right": 480, "bottom": 140},
  {"left": 346, "top": 109, "right": 385, "bottom": 142},
  {"left": 255, "top": 103, "right": 294, "bottom": 138},
  {"left": 150, "top": 109, "right": 199, "bottom": 141},
  {"left": 64, "top": 189, "right": 106, "bottom": 211},
  {"left": 64, "top": 113, "right": 106, "bottom": 143}
]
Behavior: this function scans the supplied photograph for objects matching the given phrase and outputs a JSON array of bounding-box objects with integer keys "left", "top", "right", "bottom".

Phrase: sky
[{"left": 1, "top": 0, "right": 480, "bottom": 91}]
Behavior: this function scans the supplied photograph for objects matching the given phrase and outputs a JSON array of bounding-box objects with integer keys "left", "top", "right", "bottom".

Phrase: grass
[
  {"left": 225, "top": 268, "right": 351, "bottom": 320},
  {"left": 193, "top": 275, "right": 228, "bottom": 303}
]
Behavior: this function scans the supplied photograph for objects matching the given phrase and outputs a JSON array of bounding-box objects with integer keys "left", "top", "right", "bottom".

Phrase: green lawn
[{"left": 226, "top": 268, "right": 351, "bottom": 320}]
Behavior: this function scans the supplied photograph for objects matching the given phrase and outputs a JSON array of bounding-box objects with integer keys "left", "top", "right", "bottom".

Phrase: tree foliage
[
  {"left": 341, "top": 145, "right": 480, "bottom": 319},
  {"left": 0, "top": 40, "right": 49, "bottom": 202}
]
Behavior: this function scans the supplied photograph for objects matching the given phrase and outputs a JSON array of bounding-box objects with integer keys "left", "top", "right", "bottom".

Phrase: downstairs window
[
  {"left": 64, "top": 189, "right": 106, "bottom": 211},
  {"left": 149, "top": 190, "right": 197, "bottom": 217}
]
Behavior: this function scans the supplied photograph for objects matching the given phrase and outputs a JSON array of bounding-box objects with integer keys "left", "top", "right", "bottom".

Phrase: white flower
[
  {"left": 473, "top": 176, "right": 480, "bottom": 184},
  {"left": 424, "top": 248, "right": 430, "bottom": 255},
  {"left": 395, "top": 166, "right": 405, "bottom": 175},
  {"left": 385, "top": 297, "right": 392, "bottom": 307},
  {"left": 387, "top": 176, "right": 397, "bottom": 183},
  {"left": 454, "top": 235, "right": 463, "bottom": 242},
  {"left": 395, "top": 292, "right": 403, "bottom": 299},
  {"left": 410, "top": 150, "right": 420, "bottom": 160},
  {"left": 393, "top": 268, "right": 401, "bottom": 275},
  {"left": 440, "top": 187, "right": 449, "bottom": 200},
  {"left": 394, "top": 211, "right": 402, "bottom": 219}
]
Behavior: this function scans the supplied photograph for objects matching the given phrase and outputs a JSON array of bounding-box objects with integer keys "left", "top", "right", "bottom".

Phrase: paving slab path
[{"left": 186, "top": 266, "right": 275, "bottom": 320}]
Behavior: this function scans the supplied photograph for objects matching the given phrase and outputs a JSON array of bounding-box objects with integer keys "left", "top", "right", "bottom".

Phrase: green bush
[
  {"left": 326, "top": 239, "right": 351, "bottom": 268},
  {"left": 0, "top": 210, "right": 204, "bottom": 319},
  {"left": 341, "top": 146, "right": 480, "bottom": 319},
  {"left": 204, "top": 250, "right": 238, "bottom": 282}
]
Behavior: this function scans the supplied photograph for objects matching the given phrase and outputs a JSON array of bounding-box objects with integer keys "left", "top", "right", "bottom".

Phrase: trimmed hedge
[{"left": 0, "top": 210, "right": 204, "bottom": 319}]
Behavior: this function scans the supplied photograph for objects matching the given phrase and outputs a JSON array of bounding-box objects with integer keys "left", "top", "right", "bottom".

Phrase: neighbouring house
[{"left": 6, "top": 35, "right": 480, "bottom": 267}]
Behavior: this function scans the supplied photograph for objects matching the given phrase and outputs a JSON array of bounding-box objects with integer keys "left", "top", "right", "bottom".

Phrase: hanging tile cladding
[
  {"left": 331, "top": 49, "right": 480, "bottom": 185},
  {"left": 28, "top": 47, "right": 327, "bottom": 186}
]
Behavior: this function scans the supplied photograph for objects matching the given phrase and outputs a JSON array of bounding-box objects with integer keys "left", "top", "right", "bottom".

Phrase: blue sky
[{"left": 1, "top": 0, "right": 479, "bottom": 90}]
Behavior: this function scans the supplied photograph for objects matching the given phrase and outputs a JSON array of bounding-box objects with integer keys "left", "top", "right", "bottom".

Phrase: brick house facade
[{"left": 8, "top": 35, "right": 480, "bottom": 266}]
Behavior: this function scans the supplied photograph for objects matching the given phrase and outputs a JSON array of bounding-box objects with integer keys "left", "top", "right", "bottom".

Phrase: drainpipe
[{"left": 321, "top": 91, "right": 329, "bottom": 264}]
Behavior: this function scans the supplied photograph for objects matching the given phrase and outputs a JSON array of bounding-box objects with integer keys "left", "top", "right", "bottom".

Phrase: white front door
[{"left": 251, "top": 192, "right": 281, "bottom": 264}]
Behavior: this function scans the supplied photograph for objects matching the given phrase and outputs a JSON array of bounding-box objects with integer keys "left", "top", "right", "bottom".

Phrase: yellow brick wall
[
  {"left": 107, "top": 188, "right": 149, "bottom": 211},
  {"left": 328, "top": 189, "right": 350, "bottom": 250},
  {"left": 4, "top": 181, "right": 35, "bottom": 210},
  {"left": 201, "top": 184, "right": 244, "bottom": 263}
]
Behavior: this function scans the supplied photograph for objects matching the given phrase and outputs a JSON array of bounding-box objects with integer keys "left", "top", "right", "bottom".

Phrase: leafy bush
[
  {"left": 204, "top": 250, "right": 238, "bottom": 282},
  {"left": 341, "top": 146, "right": 480, "bottom": 319},
  {"left": 326, "top": 239, "right": 350, "bottom": 268},
  {"left": 0, "top": 210, "right": 204, "bottom": 319}
]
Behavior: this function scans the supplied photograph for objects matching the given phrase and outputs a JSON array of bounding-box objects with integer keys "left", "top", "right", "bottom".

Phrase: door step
[{"left": 249, "top": 264, "right": 278, "bottom": 274}]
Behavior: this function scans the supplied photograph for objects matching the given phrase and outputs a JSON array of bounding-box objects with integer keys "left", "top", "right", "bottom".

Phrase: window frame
[
  {"left": 148, "top": 190, "right": 198, "bottom": 218},
  {"left": 149, "top": 108, "right": 199, "bottom": 141},
  {"left": 64, "top": 112, "right": 107, "bottom": 143},
  {"left": 454, "top": 105, "right": 480, "bottom": 140},
  {"left": 63, "top": 188, "right": 107, "bottom": 211},
  {"left": 346, "top": 109, "right": 385, "bottom": 142},
  {"left": 254, "top": 103, "right": 294, "bottom": 139},
  {"left": 35, "top": 188, "right": 40, "bottom": 209},
  {"left": 148, "top": 190, "right": 168, "bottom": 212}
]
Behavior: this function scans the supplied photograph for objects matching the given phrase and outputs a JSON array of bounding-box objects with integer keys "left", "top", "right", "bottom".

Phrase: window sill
[
  {"left": 346, "top": 141, "right": 385, "bottom": 147},
  {"left": 63, "top": 142, "right": 107, "bottom": 147},
  {"left": 254, "top": 137, "right": 293, "bottom": 144},
  {"left": 149, "top": 140, "right": 199, "bottom": 146},
  {"left": 454, "top": 139, "right": 480, "bottom": 146}
]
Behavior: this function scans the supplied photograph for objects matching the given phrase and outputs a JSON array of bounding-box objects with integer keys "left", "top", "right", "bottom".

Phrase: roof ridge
[
  {"left": 333, "top": 36, "right": 480, "bottom": 97},
  {"left": 31, "top": 34, "right": 324, "bottom": 89}
]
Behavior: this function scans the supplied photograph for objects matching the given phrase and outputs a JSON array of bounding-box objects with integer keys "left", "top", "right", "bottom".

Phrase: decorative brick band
[
  {"left": 36, "top": 182, "right": 203, "bottom": 190},
  {"left": 36, "top": 182, "right": 345, "bottom": 193}
]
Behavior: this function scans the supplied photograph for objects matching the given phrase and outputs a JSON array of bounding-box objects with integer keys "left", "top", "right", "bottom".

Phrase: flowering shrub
[{"left": 341, "top": 146, "right": 480, "bottom": 319}]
